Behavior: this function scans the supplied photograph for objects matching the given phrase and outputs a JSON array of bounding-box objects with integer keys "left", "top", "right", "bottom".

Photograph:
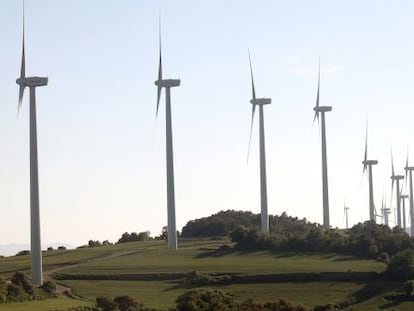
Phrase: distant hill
[{"left": 181, "top": 209, "right": 316, "bottom": 238}]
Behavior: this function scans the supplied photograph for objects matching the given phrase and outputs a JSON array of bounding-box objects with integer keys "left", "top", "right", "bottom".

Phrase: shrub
[
  {"left": 405, "top": 280, "right": 414, "bottom": 296},
  {"left": 96, "top": 297, "right": 117, "bottom": 311},
  {"left": 11, "top": 272, "right": 33, "bottom": 295},
  {"left": 176, "top": 288, "right": 235, "bottom": 310},
  {"left": 42, "top": 280, "right": 57, "bottom": 296},
  {"left": 386, "top": 249, "right": 414, "bottom": 280},
  {"left": 114, "top": 295, "right": 145, "bottom": 311},
  {"left": 15, "top": 250, "right": 30, "bottom": 256}
]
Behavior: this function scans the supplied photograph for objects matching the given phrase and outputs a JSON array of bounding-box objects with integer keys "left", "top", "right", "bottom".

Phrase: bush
[
  {"left": 405, "top": 280, "right": 414, "bottom": 296},
  {"left": 386, "top": 249, "right": 414, "bottom": 280},
  {"left": 96, "top": 297, "right": 117, "bottom": 311},
  {"left": 15, "top": 250, "right": 30, "bottom": 256},
  {"left": 0, "top": 278, "right": 6, "bottom": 303},
  {"left": 42, "top": 280, "right": 57, "bottom": 296},
  {"left": 114, "top": 295, "right": 145, "bottom": 311},
  {"left": 58, "top": 246, "right": 67, "bottom": 251},
  {"left": 176, "top": 288, "right": 235, "bottom": 310},
  {"left": 6, "top": 283, "right": 27, "bottom": 302},
  {"left": 11, "top": 272, "right": 34, "bottom": 295}
]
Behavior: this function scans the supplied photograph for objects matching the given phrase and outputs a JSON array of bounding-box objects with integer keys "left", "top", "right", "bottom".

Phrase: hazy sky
[{"left": 1, "top": 0, "right": 414, "bottom": 247}]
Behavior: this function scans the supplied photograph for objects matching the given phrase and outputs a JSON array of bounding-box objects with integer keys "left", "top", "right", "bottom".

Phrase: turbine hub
[
  {"left": 362, "top": 160, "right": 378, "bottom": 165},
  {"left": 250, "top": 98, "right": 271, "bottom": 105},
  {"left": 314, "top": 105, "right": 332, "bottom": 112},
  {"left": 155, "top": 79, "right": 180, "bottom": 88},
  {"left": 16, "top": 77, "right": 48, "bottom": 87}
]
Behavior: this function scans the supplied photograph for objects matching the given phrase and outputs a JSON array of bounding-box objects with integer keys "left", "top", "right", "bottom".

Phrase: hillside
[{"left": 1, "top": 238, "right": 412, "bottom": 310}]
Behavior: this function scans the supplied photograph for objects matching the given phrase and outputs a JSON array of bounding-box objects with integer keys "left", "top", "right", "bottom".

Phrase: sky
[{"left": 1, "top": 0, "right": 414, "bottom": 249}]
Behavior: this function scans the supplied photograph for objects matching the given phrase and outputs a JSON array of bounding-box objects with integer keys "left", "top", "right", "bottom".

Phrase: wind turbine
[
  {"left": 343, "top": 204, "right": 350, "bottom": 229},
  {"left": 390, "top": 149, "right": 404, "bottom": 228},
  {"left": 247, "top": 53, "right": 271, "bottom": 233},
  {"left": 361, "top": 123, "right": 378, "bottom": 222},
  {"left": 404, "top": 152, "right": 414, "bottom": 236},
  {"left": 401, "top": 194, "right": 409, "bottom": 231},
  {"left": 313, "top": 62, "right": 332, "bottom": 227},
  {"left": 16, "top": 4, "right": 48, "bottom": 286},
  {"left": 381, "top": 196, "right": 391, "bottom": 226},
  {"left": 154, "top": 23, "right": 180, "bottom": 250}
]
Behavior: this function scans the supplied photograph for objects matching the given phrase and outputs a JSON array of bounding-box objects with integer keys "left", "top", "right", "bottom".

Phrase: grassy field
[
  {"left": 0, "top": 297, "right": 92, "bottom": 311},
  {"left": 60, "top": 280, "right": 366, "bottom": 309},
  {"left": 0, "top": 239, "right": 410, "bottom": 310}
]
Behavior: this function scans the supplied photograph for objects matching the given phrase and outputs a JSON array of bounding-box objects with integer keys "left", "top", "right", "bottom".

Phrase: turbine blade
[
  {"left": 18, "top": 4, "right": 26, "bottom": 112},
  {"left": 248, "top": 51, "right": 256, "bottom": 101},
  {"left": 313, "top": 60, "right": 320, "bottom": 123},
  {"left": 391, "top": 147, "right": 395, "bottom": 205},
  {"left": 247, "top": 104, "right": 256, "bottom": 163},
  {"left": 156, "top": 16, "right": 163, "bottom": 118},
  {"left": 405, "top": 148, "right": 409, "bottom": 184},
  {"left": 363, "top": 122, "right": 368, "bottom": 173}
]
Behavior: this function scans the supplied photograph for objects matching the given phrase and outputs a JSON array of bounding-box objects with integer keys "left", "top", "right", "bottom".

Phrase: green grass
[
  {"left": 0, "top": 297, "right": 92, "bottom": 311},
  {"left": 59, "top": 241, "right": 385, "bottom": 276},
  {"left": 61, "top": 280, "right": 365, "bottom": 309},
  {"left": 0, "top": 239, "right": 398, "bottom": 310}
]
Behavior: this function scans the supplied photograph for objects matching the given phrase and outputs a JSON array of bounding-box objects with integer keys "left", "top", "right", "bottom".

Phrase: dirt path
[{"left": 44, "top": 249, "right": 142, "bottom": 296}]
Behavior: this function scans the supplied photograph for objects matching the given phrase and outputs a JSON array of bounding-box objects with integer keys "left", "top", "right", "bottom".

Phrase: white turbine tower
[
  {"left": 247, "top": 53, "right": 271, "bottom": 233},
  {"left": 390, "top": 149, "right": 404, "bottom": 228},
  {"left": 154, "top": 23, "right": 180, "bottom": 250},
  {"left": 16, "top": 4, "right": 48, "bottom": 286},
  {"left": 401, "top": 194, "right": 409, "bottom": 231},
  {"left": 343, "top": 204, "right": 350, "bottom": 229},
  {"left": 362, "top": 124, "right": 378, "bottom": 222},
  {"left": 381, "top": 196, "right": 391, "bottom": 226},
  {"left": 404, "top": 152, "right": 414, "bottom": 236},
  {"left": 313, "top": 62, "right": 332, "bottom": 227}
]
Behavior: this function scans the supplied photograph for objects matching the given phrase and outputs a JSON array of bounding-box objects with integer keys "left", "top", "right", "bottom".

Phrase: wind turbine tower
[
  {"left": 16, "top": 6, "right": 48, "bottom": 286},
  {"left": 362, "top": 125, "right": 378, "bottom": 222},
  {"left": 401, "top": 194, "right": 409, "bottom": 230},
  {"left": 313, "top": 63, "right": 332, "bottom": 227},
  {"left": 390, "top": 152, "right": 404, "bottom": 228},
  {"left": 154, "top": 25, "right": 180, "bottom": 250},
  {"left": 344, "top": 205, "right": 350, "bottom": 229},
  {"left": 405, "top": 155, "right": 414, "bottom": 236},
  {"left": 247, "top": 53, "right": 271, "bottom": 233}
]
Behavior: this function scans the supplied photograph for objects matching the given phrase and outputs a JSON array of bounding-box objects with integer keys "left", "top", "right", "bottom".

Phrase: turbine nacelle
[
  {"left": 405, "top": 166, "right": 414, "bottom": 171},
  {"left": 16, "top": 76, "right": 48, "bottom": 87},
  {"left": 401, "top": 195, "right": 409, "bottom": 199},
  {"left": 250, "top": 98, "right": 271, "bottom": 106},
  {"left": 391, "top": 175, "right": 404, "bottom": 180},
  {"left": 314, "top": 105, "right": 332, "bottom": 113},
  {"left": 362, "top": 160, "right": 378, "bottom": 166},
  {"left": 155, "top": 79, "right": 180, "bottom": 88}
]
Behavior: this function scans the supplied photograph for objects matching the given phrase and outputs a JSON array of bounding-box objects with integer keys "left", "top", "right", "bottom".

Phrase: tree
[
  {"left": 386, "top": 249, "right": 414, "bottom": 280},
  {"left": 113, "top": 295, "right": 143, "bottom": 311},
  {"left": 404, "top": 280, "right": 414, "bottom": 296},
  {"left": 175, "top": 288, "right": 235, "bottom": 311}
]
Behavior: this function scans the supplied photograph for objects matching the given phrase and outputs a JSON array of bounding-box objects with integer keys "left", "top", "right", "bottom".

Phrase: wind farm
[{"left": 3, "top": 1, "right": 414, "bottom": 310}]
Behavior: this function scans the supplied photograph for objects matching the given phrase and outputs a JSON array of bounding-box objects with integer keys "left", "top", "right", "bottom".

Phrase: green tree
[
  {"left": 386, "top": 249, "right": 414, "bottom": 280},
  {"left": 176, "top": 289, "right": 235, "bottom": 311}
]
